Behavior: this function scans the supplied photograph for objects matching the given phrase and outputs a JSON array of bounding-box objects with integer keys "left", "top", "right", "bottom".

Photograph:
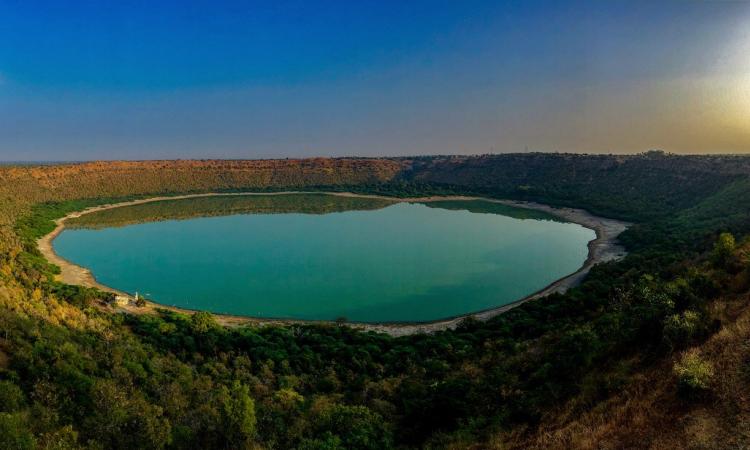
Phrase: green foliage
[
  {"left": 298, "top": 433, "right": 345, "bottom": 450},
  {"left": 674, "top": 350, "right": 715, "bottom": 396},
  {"left": 46, "top": 281, "right": 111, "bottom": 308},
  {"left": 663, "top": 310, "right": 705, "bottom": 350},
  {"left": 0, "top": 381, "right": 25, "bottom": 413},
  {"left": 190, "top": 311, "right": 219, "bottom": 333},
  {"left": 220, "top": 382, "right": 257, "bottom": 448},
  {"left": 0, "top": 413, "right": 36, "bottom": 450},
  {"left": 314, "top": 404, "right": 393, "bottom": 450},
  {"left": 712, "top": 232, "right": 736, "bottom": 268},
  {"left": 399, "top": 153, "right": 746, "bottom": 222},
  {"left": 84, "top": 379, "right": 172, "bottom": 449}
]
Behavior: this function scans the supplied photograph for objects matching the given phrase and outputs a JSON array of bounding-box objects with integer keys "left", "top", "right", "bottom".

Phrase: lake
[{"left": 53, "top": 194, "right": 595, "bottom": 322}]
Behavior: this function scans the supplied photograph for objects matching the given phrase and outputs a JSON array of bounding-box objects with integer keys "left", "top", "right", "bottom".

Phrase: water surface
[{"left": 54, "top": 194, "right": 594, "bottom": 322}]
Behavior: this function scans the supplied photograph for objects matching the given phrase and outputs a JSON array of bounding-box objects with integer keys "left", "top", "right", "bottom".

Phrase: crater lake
[{"left": 53, "top": 194, "right": 595, "bottom": 322}]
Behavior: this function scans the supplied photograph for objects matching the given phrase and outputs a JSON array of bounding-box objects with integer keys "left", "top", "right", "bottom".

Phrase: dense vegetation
[
  {"left": 1, "top": 154, "right": 750, "bottom": 449},
  {"left": 398, "top": 152, "right": 750, "bottom": 221}
]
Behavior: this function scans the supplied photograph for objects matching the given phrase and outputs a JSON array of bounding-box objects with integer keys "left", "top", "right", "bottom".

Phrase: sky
[{"left": 1, "top": 0, "right": 749, "bottom": 160}]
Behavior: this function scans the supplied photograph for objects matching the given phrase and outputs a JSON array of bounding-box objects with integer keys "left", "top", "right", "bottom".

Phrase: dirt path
[{"left": 37, "top": 191, "right": 630, "bottom": 336}]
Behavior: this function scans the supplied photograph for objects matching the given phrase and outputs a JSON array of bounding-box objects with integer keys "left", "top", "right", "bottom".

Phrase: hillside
[
  {"left": 499, "top": 238, "right": 750, "bottom": 449},
  {"left": 398, "top": 152, "right": 750, "bottom": 221},
  {"left": 1, "top": 154, "right": 750, "bottom": 449}
]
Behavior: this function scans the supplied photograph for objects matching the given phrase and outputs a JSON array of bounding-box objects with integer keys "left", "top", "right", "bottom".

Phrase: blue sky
[{"left": 1, "top": 0, "right": 749, "bottom": 160}]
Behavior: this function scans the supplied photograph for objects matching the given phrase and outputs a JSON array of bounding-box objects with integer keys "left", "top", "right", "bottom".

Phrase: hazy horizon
[
  {"left": 8, "top": 150, "right": 750, "bottom": 165},
  {"left": 2, "top": 0, "right": 749, "bottom": 160}
]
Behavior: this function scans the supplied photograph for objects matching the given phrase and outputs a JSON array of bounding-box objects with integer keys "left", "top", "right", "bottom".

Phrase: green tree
[
  {"left": 0, "top": 381, "right": 25, "bottom": 413},
  {"left": 221, "top": 381, "right": 257, "bottom": 448},
  {"left": 298, "top": 432, "right": 344, "bottom": 450},
  {"left": 712, "top": 232, "right": 736, "bottom": 268},
  {"left": 85, "top": 380, "right": 172, "bottom": 449},
  {"left": 0, "top": 413, "right": 36, "bottom": 450},
  {"left": 37, "top": 425, "right": 80, "bottom": 450},
  {"left": 316, "top": 404, "right": 393, "bottom": 450},
  {"left": 190, "top": 311, "right": 218, "bottom": 333}
]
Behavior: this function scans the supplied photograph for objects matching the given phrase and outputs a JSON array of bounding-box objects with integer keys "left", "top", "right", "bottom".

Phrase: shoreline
[{"left": 37, "top": 191, "right": 631, "bottom": 337}]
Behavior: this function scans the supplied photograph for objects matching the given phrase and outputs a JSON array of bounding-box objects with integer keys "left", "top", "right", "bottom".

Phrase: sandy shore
[{"left": 37, "top": 191, "right": 630, "bottom": 336}]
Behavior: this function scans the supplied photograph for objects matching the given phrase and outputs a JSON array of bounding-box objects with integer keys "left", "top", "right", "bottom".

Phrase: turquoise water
[{"left": 53, "top": 195, "right": 595, "bottom": 322}]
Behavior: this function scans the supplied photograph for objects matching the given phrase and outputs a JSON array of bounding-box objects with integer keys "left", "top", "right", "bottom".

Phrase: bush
[
  {"left": 674, "top": 350, "right": 714, "bottom": 396},
  {"left": 712, "top": 232, "right": 736, "bottom": 268},
  {"left": 190, "top": 311, "right": 218, "bottom": 333},
  {"left": 298, "top": 433, "right": 344, "bottom": 450},
  {"left": 662, "top": 310, "right": 704, "bottom": 350},
  {"left": 220, "top": 381, "right": 257, "bottom": 447},
  {"left": 0, "top": 381, "right": 25, "bottom": 413},
  {"left": 315, "top": 404, "right": 393, "bottom": 450},
  {"left": 0, "top": 413, "right": 36, "bottom": 450}
]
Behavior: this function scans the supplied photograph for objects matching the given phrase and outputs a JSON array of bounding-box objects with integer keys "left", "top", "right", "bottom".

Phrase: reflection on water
[
  {"left": 66, "top": 194, "right": 396, "bottom": 229},
  {"left": 56, "top": 194, "right": 594, "bottom": 323}
]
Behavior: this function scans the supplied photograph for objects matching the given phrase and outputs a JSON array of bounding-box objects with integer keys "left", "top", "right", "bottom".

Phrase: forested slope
[
  {"left": 1, "top": 154, "right": 750, "bottom": 449},
  {"left": 397, "top": 152, "right": 750, "bottom": 221}
]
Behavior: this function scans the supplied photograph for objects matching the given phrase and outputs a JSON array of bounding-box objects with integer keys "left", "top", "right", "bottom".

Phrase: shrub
[
  {"left": 315, "top": 404, "right": 393, "bottom": 450},
  {"left": 662, "top": 310, "right": 703, "bottom": 350},
  {"left": 298, "top": 433, "right": 344, "bottom": 450},
  {"left": 674, "top": 350, "right": 714, "bottom": 396},
  {"left": 220, "top": 381, "right": 257, "bottom": 447},
  {"left": 190, "top": 311, "right": 218, "bottom": 333},
  {"left": 0, "top": 381, "right": 25, "bottom": 413},
  {"left": 712, "top": 232, "right": 736, "bottom": 268},
  {"left": 0, "top": 413, "right": 36, "bottom": 450}
]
